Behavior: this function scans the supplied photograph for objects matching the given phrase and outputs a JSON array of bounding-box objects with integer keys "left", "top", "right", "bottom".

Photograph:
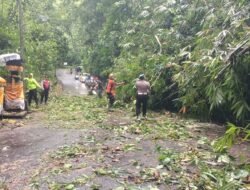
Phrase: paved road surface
[
  {"left": 56, "top": 68, "right": 88, "bottom": 95},
  {"left": 0, "top": 69, "right": 88, "bottom": 189}
]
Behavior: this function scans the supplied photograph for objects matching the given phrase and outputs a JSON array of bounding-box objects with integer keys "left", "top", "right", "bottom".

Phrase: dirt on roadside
[{"left": 0, "top": 69, "right": 249, "bottom": 190}]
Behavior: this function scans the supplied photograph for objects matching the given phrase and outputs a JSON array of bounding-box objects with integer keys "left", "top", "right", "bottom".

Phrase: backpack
[{"left": 43, "top": 80, "right": 50, "bottom": 90}]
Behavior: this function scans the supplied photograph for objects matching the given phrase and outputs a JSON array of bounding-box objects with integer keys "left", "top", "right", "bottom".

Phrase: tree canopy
[{"left": 0, "top": 0, "right": 249, "bottom": 125}]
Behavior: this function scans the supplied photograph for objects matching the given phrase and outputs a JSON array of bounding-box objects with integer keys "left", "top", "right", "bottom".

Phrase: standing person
[
  {"left": 94, "top": 77, "right": 104, "bottom": 98},
  {"left": 41, "top": 75, "right": 51, "bottom": 104},
  {"left": 135, "top": 74, "right": 150, "bottom": 120},
  {"left": 106, "top": 73, "right": 124, "bottom": 111},
  {"left": 24, "top": 73, "right": 41, "bottom": 107}
]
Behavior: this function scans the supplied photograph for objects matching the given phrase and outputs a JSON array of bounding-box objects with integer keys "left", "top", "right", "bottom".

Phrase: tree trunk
[{"left": 17, "top": 0, "right": 25, "bottom": 60}]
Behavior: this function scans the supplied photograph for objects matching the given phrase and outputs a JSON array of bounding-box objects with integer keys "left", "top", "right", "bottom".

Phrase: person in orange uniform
[{"left": 106, "top": 73, "right": 124, "bottom": 111}]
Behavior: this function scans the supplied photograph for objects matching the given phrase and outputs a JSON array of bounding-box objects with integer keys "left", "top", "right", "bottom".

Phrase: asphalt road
[
  {"left": 0, "top": 69, "right": 88, "bottom": 164},
  {"left": 0, "top": 69, "right": 88, "bottom": 189},
  {"left": 56, "top": 68, "right": 88, "bottom": 95}
]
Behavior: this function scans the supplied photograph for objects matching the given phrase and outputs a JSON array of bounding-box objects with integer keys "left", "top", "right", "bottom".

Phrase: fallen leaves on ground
[{"left": 24, "top": 95, "right": 250, "bottom": 189}]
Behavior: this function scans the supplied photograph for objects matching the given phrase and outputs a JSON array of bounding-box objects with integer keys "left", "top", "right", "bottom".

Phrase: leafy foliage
[
  {"left": 0, "top": 0, "right": 249, "bottom": 125},
  {"left": 213, "top": 122, "right": 250, "bottom": 152},
  {"left": 34, "top": 94, "right": 249, "bottom": 189},
  {"left": 77, "top": 0, "right": 250, "bottom": 125}
]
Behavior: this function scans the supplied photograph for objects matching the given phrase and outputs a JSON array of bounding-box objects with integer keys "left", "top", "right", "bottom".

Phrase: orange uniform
[{"left": 106, "top": 79, "right": 116, "bottom": 96}]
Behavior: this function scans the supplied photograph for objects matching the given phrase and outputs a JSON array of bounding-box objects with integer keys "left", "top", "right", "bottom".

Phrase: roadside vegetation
[
  {"left": 0, "top": 0, "right": 250, "bottom": 189},
  {"left": 1, "top": 0, "right": 249, "bottom": 128},
  {"left": 25, "top": 94, "right": 249, "bottom": 189}
]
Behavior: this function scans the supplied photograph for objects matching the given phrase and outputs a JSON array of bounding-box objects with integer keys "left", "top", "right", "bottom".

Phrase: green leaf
[
  {"left": 217, "top": 154, "right": 231, "bottom": 163},
  {"left": 65, "top": 184, "right": 75, "bottom": 190}
]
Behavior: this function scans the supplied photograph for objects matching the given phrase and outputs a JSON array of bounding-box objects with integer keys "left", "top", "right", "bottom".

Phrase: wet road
[
  {"left": 0, "top": 69, "right": 88, "bottom": 189},
  {"left": 0, "top": 69, "right": 88, "bottom": 163},
  {"left": 56, "top": 68, "right": 88, "bottom": 95}
]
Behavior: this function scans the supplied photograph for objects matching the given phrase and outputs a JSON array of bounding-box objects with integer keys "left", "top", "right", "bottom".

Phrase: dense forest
[{"left": 0, "top": 0, "right": 249, "bottom": 126}]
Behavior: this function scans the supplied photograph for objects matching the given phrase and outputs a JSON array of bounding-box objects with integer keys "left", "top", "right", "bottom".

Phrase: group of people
[
  {"left": 78, "top": 75, "right": 104, "bottom": 97},
  {"left": 106, "top": 73, "right": 150, "bottom": 120},
  {"left": 77, "top": 72, "right": 150, "bottom": 120},
  {"left": 24, "top": 73, "right": 51, "bottom": 108},
  {"left": 24, "top": 71, "right": 151, "bottom": 120}
]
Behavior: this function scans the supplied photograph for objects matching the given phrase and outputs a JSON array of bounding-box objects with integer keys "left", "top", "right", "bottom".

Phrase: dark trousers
[
  {"left": 41, "top": 89, "right": 49, "bottom": 104},
  {"left": 107, "top": 93, "right": 115, "bottom": 108},
  {"left": 136, "top": 95, "right": 148, "bottom": 117},
  {"left": 28, "top": 89, "right": 38, "bottom": 106}
]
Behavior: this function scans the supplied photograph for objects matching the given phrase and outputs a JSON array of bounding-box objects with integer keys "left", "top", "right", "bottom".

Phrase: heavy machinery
[{"left": 0, "top": 53, "right": 27, "bottom": 118}]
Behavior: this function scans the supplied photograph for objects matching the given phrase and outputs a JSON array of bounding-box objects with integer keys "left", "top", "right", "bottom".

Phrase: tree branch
[{"left": 154, "top": 35, "right": 162, "bottom": 55}]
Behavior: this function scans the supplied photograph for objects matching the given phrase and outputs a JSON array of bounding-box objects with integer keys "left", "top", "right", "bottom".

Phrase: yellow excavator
[{"left": 0, "top": 53, "right": 27, "bottom": 118}]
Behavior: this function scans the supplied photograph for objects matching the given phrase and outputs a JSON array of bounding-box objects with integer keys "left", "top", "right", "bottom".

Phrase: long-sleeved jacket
[{"left": 24, "top": 77, "right": 41, "bottom": 90}]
